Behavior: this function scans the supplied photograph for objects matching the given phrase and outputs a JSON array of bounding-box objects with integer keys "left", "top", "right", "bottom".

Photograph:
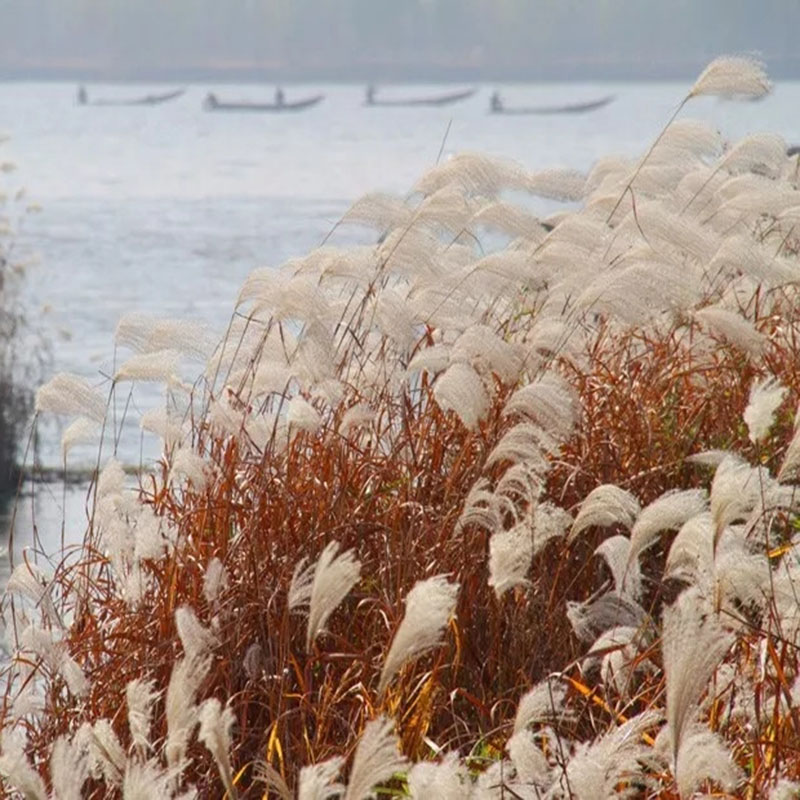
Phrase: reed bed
[{"left": 2, "top": 56, "right": 800, "bottom": 798}]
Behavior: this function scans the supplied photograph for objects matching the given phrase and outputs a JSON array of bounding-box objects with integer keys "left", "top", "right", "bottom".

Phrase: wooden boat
[
  {"left": 364, "top": 86, "right": 476, "bottom": 107},
  {"left": 203, "top": 93, "right": 324, "bottom": 112},
  {"left": 489, "top": 93, "right": 615, "bottom": 115},
  {"left": 79, "top": 87, "right": 186, "bottom": 106}
]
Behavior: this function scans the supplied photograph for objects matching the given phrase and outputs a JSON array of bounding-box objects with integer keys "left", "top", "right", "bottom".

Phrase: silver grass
[
  {"left": 493, "top": 460, "right": 543, "bottom": 506},
  {"left": 415, "top": 152, "right": 525, "bottom": 197},
  {"left": 585, "top": 154, "right": 634, "bottom": 195},
  {"left": 694, "top": 305, "right": 765, "bottom": 357},
  {"left": 710, "top": 456, "right": 763, "bottom": 546},
  {"left": 340, "top": 404, "right": 375, "bottom": 434},
  {"left": 488, "top": 521, "right": 533, "bottom": 598},
  {"left": 708, "top": 235, "right": 799, "bottom": 290},
  {"left": 251, "top": 360, "right": 294, "bottom": 397},
  {"left": 126, "top": 678, "right": 159, "bottom": 756},
  {"left": 486, "top": 422, "right": 554, "bottom": 472},
  {"left": 343, "top": 717, "right": 408, "bottom": 800},
  {"left": 559, "top": 711, "right": 661, "bottom": 800},
  {"left": 525, "top": 168, "right": 586, "bottom": 202},
  {"left": 0, "top": 739, "right": 47, "bottom": 800},
  {"left": 659, "top": 119, "right": 723, "bottom": 158},
  {"left": 298, "top": 757, "right": 346, "bottom": 800},
  {"left": 406, "top": 753, "right": 465, "bottom": 800},
  {"left": 533, "top": 502, "right": 572, "bottom": 553},
  {"left": 122, "top": 761, "right": 175, "bottom": 800},
  {"left": 203, "top": 557, "right": 228, "bottom": 607},
  {"left": 770, "top": 779, "right": 800, "bottom": 800},
  {"left": 288, "top": 541, "right": 361, "bottom": 650},
  {"left": 175, "top": 606, "right": 218, "bottom": 662},
  {"left": 665, "top": 513, "right": 715, "bottom": 581},
  {"left": 50, "top": 734, "right": 89, "bottom": 800},
  {"left": 287, "top": 396, "right": 323, "bottom": 435},
  {"left": 513, "top": 678, "right": 567, "bottom": 734},
  {"left": 506, "top": 730, "right": 552, "bottom": 789},
  {"left": 594, "top": 535, "right": 642, "bottom": 599},
  {"left": 578, "top": 259, "right": 700, "bottom": 326},
  {"left": 451, "top": 325, "right": 523, "bottom": 383},
  {"left": 374, "top": 287, "right": 418, "bottom": 351},
  {"left": 406, "top": 344, "right": 450, "bottom": 377},
  {"left": 5, "top": 562, "right": 58, "bottom": 625},
  {"left": 35, "top": 372, "right": 106, "bottom": 422},
  {"left": 134, "top": 505, "right": 167, "bottom": 562},
  {"left": 625, "top": 202, "right": 720, "bottom": 262},
  {"left": 628, "top": 488, "right": 708, "bottom": 564},
  {"left": 503, "top": 373, "right": 578, "bottom": 442},
  {"left": 114, "top": 349, "right": 181, "bottom": 382},
  {"left": 169, "top": 445, "right": 209, "bottom": 489},
  {"left": 97, "top": 456, "right": 126, "bottom": 498},
  {"left": 688, "top": 55, "right": 771, "bottom": 99},
  {"left": 433, "top": 361, "right": 489, "bottom": 430},
  {"left": 566, "top": 592, "right": 647, "bottom": 643},
  {"left": 541, "top": 214, "right": 609, "bottom": 253},
  {"left": 377, "top": 226, "right": 441, "bottom": 282},
  {"left": 674, "top": 727, "right": 742, "bottom": 799},
  {"left": 570, "top": 484, "right": 641, "bottom": 542},
  {"left": 293, "top": 321, "right": 337, "bottom": 387},
  {"left": 719, "top": 132, "right": 787, "bottom": 179},
  {"left": 140, "top": 406, "right": 184, "bottom": 448},
  {"left": 662, "top": 587, "right": 733, "bottom": 767},
  {"left": 714, "top": 546, "right": 771, "bottom": 615},
  {"left": 744, "top": 377, "right": 787, "bottom": 444},
  {"left": 253, "top": 760, "right": 292, "bottom": 800},
  {"left": 342, "top": 192, "right": 411, "bottom": 230},
  {"left": 115, "top": 313, "right": 214, "bottom": 361},
  {"left": 165, "top": 653, "right": 211, "bottom": 775},
  {"left": 61, "top": 416, "right": 100, "bottom": 460},
  {"left": 198, "top": 698, "right": 237, "bottom": 799},
  {"left": 456, "top": 479, "right": 502, "bottom": 535},
  {"left": 584, "top": 624, "right": 643, "bottom": 695},
  {"left": 470, "top": 201, "right": 546, "bottom": 241},
  {"left": 377, "top": 575, "right": 459, "bottom": 694},
  {"left": 88, "top": 719, "right": 127, "bottom": 786},
  {"left": 414, "top": 185, "right": 476, "bottom": 233}
]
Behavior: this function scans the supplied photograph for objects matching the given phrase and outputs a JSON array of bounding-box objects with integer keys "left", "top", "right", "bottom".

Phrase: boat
[
  {"left": 364, "top": 86, "right": 476, "bottom": 107},
  {"left": 203, "top": 92, "right": 324, "bottom": 112},
  {"left": 489, "top": 93, "right": 615, "bottom": 115},
  {"left": 78, "top": 87, "right": 186, "bottom": 106}
]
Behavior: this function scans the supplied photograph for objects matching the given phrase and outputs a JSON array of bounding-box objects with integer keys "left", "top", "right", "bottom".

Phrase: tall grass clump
[{"left": 3, "top": 56, "right": 800, "bottom": 797}]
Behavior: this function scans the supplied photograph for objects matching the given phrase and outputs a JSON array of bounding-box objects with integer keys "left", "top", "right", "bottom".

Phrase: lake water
[{"left": 1, "top": 79, "right": 799, "bottom": 561}]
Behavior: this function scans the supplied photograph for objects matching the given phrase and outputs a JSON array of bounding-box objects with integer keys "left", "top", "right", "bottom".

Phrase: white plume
[
  {"left": 378, "top": 575, "right": 459, "bottom": 694},
  {"left": 288, "top": 541, "right": 361, "bottom": 650},
  {"left": 343, "top": 717, "right": 407, "bottom": 800}
]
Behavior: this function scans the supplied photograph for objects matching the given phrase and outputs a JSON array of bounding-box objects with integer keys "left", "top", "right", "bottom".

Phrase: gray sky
[{"left": 1, "top": 0, "right": 798, "bottom": 82}]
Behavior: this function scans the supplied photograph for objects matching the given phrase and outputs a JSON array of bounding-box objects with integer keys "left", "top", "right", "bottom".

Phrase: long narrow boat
[
  {"left": 489, "top": 94, "right": 615, "bottom": 115},
  {"left": 364, "top": 87, "right": 476, "bottom": 107},
  {"left": 80, "top": 88, "right": 186, "bottom": 107},
  {"left": 203, "top": 93, "right": 324, "bottom": 112}
]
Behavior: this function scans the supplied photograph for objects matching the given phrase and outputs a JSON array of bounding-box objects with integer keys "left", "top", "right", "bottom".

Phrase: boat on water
[
  {"left": 203, "top": 91, "right": 324, "bottom": 112},
  {"left": 364, "top": 86, "right": 476, "bottom": 107},
  {"left": 78, "top": 87, "right": 186, "bottom": 106},
  {"left": 489, "top": 92, "right": 615, "bottom": 115}
]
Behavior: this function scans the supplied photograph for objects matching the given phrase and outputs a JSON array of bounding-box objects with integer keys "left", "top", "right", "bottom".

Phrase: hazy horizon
[{"left": 1, "top": 0, "right": 799, "bottom": 83}]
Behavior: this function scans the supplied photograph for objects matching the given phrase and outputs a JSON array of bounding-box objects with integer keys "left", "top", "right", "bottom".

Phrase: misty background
[{"left": 1, "top": 0, "right": 799, "bottom": 82}]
